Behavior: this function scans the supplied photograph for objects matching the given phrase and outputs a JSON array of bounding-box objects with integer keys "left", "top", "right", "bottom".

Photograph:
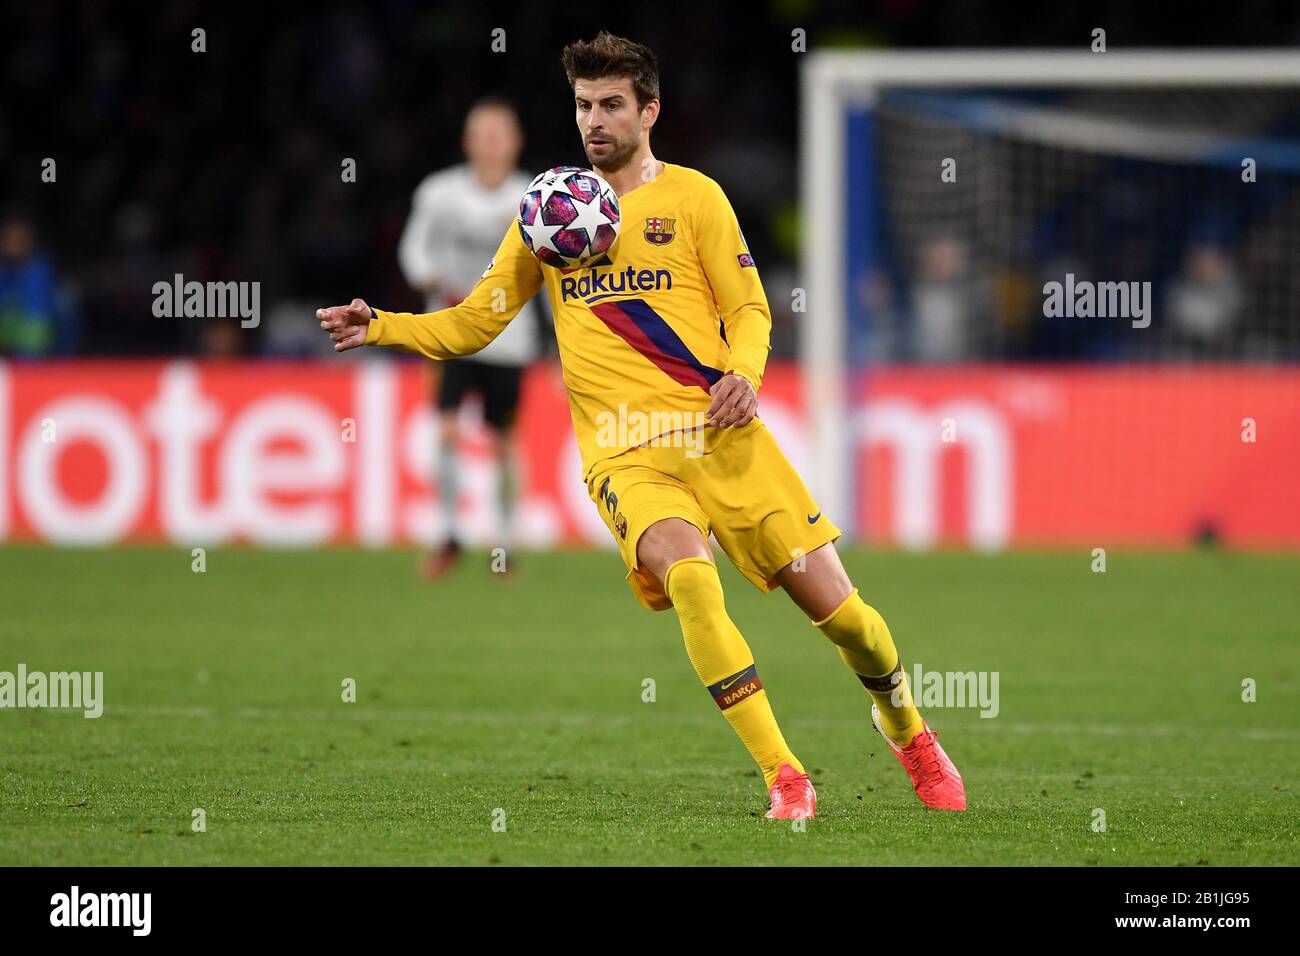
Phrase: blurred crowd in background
[
  {"left": 4, "top": 0, "right": 1300, "bottom": 363},
  {"left": 859, "top": 81, "right": 1300, "bottom": 363}
]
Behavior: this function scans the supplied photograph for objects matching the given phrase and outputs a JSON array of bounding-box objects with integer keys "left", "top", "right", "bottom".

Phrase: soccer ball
[{"left": 517, "top": 166, "right": 620, "bottom": 269}]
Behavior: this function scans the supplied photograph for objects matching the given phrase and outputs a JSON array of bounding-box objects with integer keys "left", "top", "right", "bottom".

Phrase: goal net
[{"left": 800, "top": 52, "right": 1300, "bottom": 547}]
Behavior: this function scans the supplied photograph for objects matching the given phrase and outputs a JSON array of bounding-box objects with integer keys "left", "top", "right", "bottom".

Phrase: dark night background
[{"left": 3, "top": 0, "right": 1300, "bottom": 357}]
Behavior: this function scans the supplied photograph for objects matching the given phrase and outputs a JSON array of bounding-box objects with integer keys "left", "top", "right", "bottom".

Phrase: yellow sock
[
  {"left": 814, "top": 589, "right": 924, "bottom": 747},
  {"left": 665, "top": 557, "right": 802, "bottom": 788}
]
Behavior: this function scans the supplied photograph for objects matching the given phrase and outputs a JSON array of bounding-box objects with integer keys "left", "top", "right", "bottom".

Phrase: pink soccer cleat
[
  {"left": 765, "top": 763, "right": 816, "bottom": 820},
  {"left": 871, "top": 704, "right": 967, "bottom": 811}
]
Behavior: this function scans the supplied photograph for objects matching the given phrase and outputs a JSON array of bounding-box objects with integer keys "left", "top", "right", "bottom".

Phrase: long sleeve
[
  {"left": 367, "top": 222, "right": 543, "bottom": 359},
  {"left": 692, "top": 177, "right": 772, "bottom": 389},
  {"left": 397, "top": 174, "right": 454, "bottom": 291}
]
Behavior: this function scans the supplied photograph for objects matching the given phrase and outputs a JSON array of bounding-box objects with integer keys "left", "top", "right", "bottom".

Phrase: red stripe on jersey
[{"left": 590, "top": 301, "right": 714, "bottom": 392}]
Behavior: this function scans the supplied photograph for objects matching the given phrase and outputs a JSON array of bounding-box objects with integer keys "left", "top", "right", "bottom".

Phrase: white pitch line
[
  {"left": 963, "top": 721, "right": 1300, "bottom": 741},
  {"left": 99, "top": 706, "right": 1300, "bottom": 741}
]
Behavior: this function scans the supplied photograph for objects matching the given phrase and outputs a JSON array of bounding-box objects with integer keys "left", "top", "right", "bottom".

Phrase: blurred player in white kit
[{"left": 397, "top": 98, "right": 545, "bottom": 578}]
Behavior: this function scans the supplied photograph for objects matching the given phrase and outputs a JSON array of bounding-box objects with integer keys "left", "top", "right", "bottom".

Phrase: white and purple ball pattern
[{"left": 517, "top": 166, "right": 620, "bottom": 269}]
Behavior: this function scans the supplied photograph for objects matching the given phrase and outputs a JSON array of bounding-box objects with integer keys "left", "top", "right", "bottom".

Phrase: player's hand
[
  {"left": 706, "top": 373, "right": 757, "bottom": 428},
  {"left": 316, "top": 298, "right": 372, "bottom": 352}
]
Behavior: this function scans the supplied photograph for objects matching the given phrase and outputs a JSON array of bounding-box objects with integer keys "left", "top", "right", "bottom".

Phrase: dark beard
[{"left": 588, "top": 137, "right": 637, "bottom": 174}]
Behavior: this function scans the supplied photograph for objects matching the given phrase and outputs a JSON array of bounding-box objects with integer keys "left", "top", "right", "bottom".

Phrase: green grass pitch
[{"left": 1, "top": 544, "right": 1296, "bottom": 866}]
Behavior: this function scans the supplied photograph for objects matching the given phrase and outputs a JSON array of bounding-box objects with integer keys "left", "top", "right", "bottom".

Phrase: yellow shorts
[{"left": 586, "top": 419, "right": 842, "bottom": 611}]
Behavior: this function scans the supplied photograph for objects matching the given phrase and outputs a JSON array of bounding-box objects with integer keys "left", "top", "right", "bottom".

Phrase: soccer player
[
  {"left": 319, "top": 32, "right": 965, "bottom": 818},
  {"left": 397, "top": 98, "right": 545, "bottom": 578}
]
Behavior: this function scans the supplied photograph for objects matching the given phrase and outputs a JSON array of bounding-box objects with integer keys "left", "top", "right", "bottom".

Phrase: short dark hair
[
  {"left": 561, "top": 31, "right": 660, "bottom": 111},
  {"left": 466, "top": 96, "right": 520, "bottom": 121}
]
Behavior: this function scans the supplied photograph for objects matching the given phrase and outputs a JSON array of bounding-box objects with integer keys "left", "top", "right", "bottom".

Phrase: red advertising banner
[
  {"left": 1, "top": 360, "right": 1295, "bottom": 549},
  {"left": 853, "top": 366, "right": 1300, "bottom": 549}
]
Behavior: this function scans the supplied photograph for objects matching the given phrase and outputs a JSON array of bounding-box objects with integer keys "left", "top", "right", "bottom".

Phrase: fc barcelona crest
[{"left": 643, "top": 217, "right": 676, "bottom": 245}]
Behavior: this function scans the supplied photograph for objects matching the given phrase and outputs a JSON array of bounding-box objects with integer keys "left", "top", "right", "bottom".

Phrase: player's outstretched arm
[
  {"left": 318, "top": 298, "right": 373, "bottom": 352},
  {"left": 317, "top": 224, "right": 544, "bottom": 361}
]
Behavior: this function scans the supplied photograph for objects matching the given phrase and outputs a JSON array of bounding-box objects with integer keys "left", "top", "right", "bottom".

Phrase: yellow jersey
[{"left": 366, "top": 162, "right": 772, "bottom": 481}]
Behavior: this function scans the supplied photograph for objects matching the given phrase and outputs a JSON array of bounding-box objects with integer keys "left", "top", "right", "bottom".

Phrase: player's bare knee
[
  {"left": 637, "top": 518, "right": 710, "bottom": 583},
  {"left": 779, "top": 542, "right": 854, "bottom": 621}
]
